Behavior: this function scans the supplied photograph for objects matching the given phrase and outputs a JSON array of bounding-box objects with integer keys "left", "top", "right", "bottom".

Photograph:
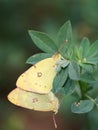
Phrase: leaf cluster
[{"left": 27, "top": 21, "right": 98, "bottom": 114}]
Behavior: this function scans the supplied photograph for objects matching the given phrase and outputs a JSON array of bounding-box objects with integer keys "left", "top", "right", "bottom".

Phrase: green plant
[
  {"left": 27, "top": 21, "right": 98, "bottom": 129},
  {"left": 28, "top": 20, "right": 98, "bottom": 112},
  {"left": 8, "top": 20, "right": 98, "bottom": 129}
]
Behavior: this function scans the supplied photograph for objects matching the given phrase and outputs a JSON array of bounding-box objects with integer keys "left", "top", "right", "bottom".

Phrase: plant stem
[
  {"left": 78, "top": 83, "right": 92, "bottom": 130},
  {"left": 78, "top": 80, "right": 84, "bottom": 99},
  {"left": 84, "top": 113, "right": 91, "bottom": 130}
]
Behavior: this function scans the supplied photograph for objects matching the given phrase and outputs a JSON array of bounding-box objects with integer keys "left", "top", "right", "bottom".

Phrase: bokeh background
[{"left": 1, "top": 0, "right": 98, "bottom": 130}]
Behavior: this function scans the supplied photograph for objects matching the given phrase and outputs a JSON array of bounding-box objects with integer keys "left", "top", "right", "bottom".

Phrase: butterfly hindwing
[{"left": 8, "top": 88, "right": 59, "bottom": 113}]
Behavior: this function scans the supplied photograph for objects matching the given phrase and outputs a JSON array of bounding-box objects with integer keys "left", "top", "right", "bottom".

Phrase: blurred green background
[{"left": 1, "top": 0, "right": 98, "bottom": 130}]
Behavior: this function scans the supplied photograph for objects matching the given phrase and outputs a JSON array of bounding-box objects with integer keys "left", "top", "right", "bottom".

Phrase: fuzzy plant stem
[
  {"left": 84, "top": 113, "right": 91, "bottom": 130},
  {"left": 78, "top": 81, "right": 92, "bottom": 130}
]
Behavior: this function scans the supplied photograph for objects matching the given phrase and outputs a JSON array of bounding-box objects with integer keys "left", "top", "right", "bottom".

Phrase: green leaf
[
  {"left": 59, "top": 43, "right": 73, "bottom": 59},
  {"left": 68, "top": 61, "right": 80, "bottom": 80},
  {"left": 26, "top": 53, "right": 53, "bottom": 64},
  {"left": 57, "top": 21, "right": 72, "bottom": 59},
  {"left": 72, "top": 46, "right": 80, "bottom": 61},
  {"left": 57, "top": 20, "right": 72, "bottom": 48},
  {"left": 80, "top": 72, "right": 96, "bottom": 83},
  {"left": 64, "top": 79, "right": 76, "bottom": 96},
  {"left": 79, "top": 63, "right": 93, "bottom": 72},
  {"left": 80, "top": 39, "right": 98, "bottom": 64},
  {"left": 81, "top": 37, "right": 90, "bottom": 58},
  {"left": 55, "top": 58, "right": 70, "bottom": 73},
  {"left": 53, "top": 68, "right": 68, "bottom": 93},
  {"left": 86, "top": 56, "right": 98, "bottom": 65},
  {"left": 78, "top": 46, "right": 83, "bottom": 60},
  {"left": 71, "top": 100, "right": 94, "bottom": 114},
  {"left": 91, "top": 81, "right": 98, "bottom": 87},
  {"left": 75, "top": 82, "right": 82, "bottom": 98},
  {"left": 86, "top": 40, "right": 98, "bottom": 58},
  {"left": 55, "top": 65, "right": 62, "bottom": 73},
  {"left": 28, "top": 30, "right": 57, "bottom": 53},
  {"left": 73, "top": 46, "right": 82, "bottom": 60},
  {"left": 58, "top": 59, "right": 70, "bottom": 68}
]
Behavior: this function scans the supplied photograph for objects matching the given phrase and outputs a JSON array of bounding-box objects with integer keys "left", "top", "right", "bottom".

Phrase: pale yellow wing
[
  {"left": 8, "top": 88, "right": 59, "bottom": 113},
  {"left": 16, "top": 55, "right": 60, "bottom": 94}
]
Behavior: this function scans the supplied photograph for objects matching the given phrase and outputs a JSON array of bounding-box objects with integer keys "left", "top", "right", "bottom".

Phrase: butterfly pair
[{"left": 8, "top": 54, "right": 61, "bottom": 113}]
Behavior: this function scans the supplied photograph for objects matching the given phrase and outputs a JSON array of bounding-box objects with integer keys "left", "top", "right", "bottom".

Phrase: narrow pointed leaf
[
  {"left": 68, "top": 61, "right": 80, "bottom": 80},
  {"left": 79, "top": 63, "right": 93, "bottom": 72},
  {"left": 28, "top": 30, "right": 57, "bottom": 53},
  {"left": 80, "top": 72, "right": 96, "bottom": 83},
  {"left": 53, "top": 68, "right": 68, "bottom": 93},
  {"left": 57, "top": 21, "right": 72, "bottom": 58},
  {"left": 57, "top": 21, "right": 72, "bottom": 48},
  {"left": 81, "top": 37, "right": 90, "bottom": 58},
  {"left": 64, "top": 79, "right": 76, "bottom": 96},
  {"left": 86, "top": 40, "right": 98, "bottom": 58},
  {"left": 86, "top": 56, "right": 98, "bottom": 65}
]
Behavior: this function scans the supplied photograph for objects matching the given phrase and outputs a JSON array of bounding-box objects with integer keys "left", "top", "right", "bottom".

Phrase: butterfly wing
[
  {"left": 16, "top": 56, "right": 60, "bottom": 94},
  {"left": 8, "top": 88, "right": 59, "bottom": 113}
]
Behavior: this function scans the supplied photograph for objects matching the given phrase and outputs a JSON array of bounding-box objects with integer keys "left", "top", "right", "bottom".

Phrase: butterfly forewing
[{"left": 16, "top": 56, "right": 61, "bottom": 94}]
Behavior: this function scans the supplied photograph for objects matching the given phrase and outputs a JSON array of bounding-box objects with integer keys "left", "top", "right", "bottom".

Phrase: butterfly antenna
[{"left": 53, "top": 113, "right": 57, "bottom": 128}]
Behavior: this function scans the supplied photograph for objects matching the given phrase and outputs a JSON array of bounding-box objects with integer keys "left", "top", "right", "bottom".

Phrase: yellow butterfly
[
  {"left": 8, "top": 88, "right": 59, "bottom": 113},
  {"left": 16, "top": 54, "right": 61, "bottom": 94}
]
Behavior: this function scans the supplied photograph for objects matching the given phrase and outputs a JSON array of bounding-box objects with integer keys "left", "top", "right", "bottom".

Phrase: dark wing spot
[
  {"left": 37, "top": 72, "right": 42, "bottom": 77},
  {"left": 32, "top": 98, "right": 38, "bottom": 103},
  {"left": 53, "top": 64, "right": 57, "bottom": 69}
]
